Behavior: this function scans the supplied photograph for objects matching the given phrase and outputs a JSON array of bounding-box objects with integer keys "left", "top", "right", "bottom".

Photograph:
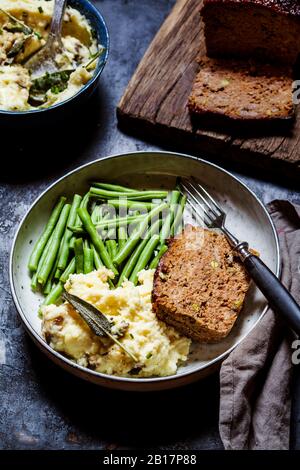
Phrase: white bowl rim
[{"left": 9, "top": 150, "right": 281, "bottom": 385}]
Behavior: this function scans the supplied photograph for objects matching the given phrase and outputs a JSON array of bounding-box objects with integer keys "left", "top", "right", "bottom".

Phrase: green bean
[
  {"left": 129, "top": 235, "right": 160, "bottom": 285},
  {"left": 90, "top": 187, "right": 168, "bottom": 201},
  {"left": 147, "top": 218, "right": 162, "bottom": 237},
  {"left": 43, "top": 258, "right": 59, "bottom": 294},
  {"left": 105, "top": 199, "right": 155, "bottom": 211},
  {"left": 37, "top": 204, "right": 71, "bottom": 285},
  {"left": 60, "top": 257, "right": 76, "bottom": 283},
  {"left": 113, "top": 203, "right": 167, "bottom": 266},
  {"left": 91, "top": 246, "right": 114, "bottom": 288},
  {"left": 31, "top": 272, "right": 38, "bottom": 291},
  {"left": 91, "top": 205, "right": 101, "bottom": 224},
  {"left": 28, "top": 196, "right": 66, "bottom": 272},
  {"left": 90, "top": 200, "right": 97, "bottom": 214},
  {"left": 43, "top": 279, "right": 52, "bottom": 296},
  {"left": 98, "top": 211, "right": 111, "bottom": 222},
  {"left": 68, "top": 226, "right": 85, "bottom": 235},
  {"left": 106, "top": 240, "right": 118, "bottom": 259},
  {"left": 82, "top": 192, "right": 90, "bottom": 209},
  {"left": 117, "top": 219, "right": 161, "bottom": 286},
  {"left": 69, "top": 236, "right": 76, "bottom": 250},
  {"left": 75, "top": 192, "right": 90, "bottom": 227},
  {"left": 149, "top": 244, "right": 168, "bottom": 269},
  {"left": 54, "top": 268, "right": 62, "bottom": 280},
  {"left": 57, "top": 194, "right": 82, "bottom": 271},
  {"left": 96, "top": 215, "right": 143, "bottom": 230},
  {"left": 105, "top": 240, "right": 112, "bottom": 257},
  {"left": 117, "top": 239, "right": 147, "bottom": 287},
  {"left": 130, "top": 209, "right": 142, "bottom": 216},
  {"left": 68, "top": 215, "right": 144, "bottom": 235},
  {"left": 92, "top": 245, "right": 103, "bottom": 269},
  {"left": 97, "top": 214, "right": 144, "bottom": 228},
  {"left": 54, "top": 235, "right": 66, "bottom": 279},
  {"left": 117, "top": 226, "right": 127, "bottom": 252},
  {"left": 74, "top": 238, "right": 84, "bottom": 274},
  {"left": 92, "top": 182, "right": 136, "bottom": 193},
  {"left": 35, "top": 231, "right": 55, "bottom": 283},
  {"left": 83, "top": 240, "right": 94, "bottom": 274},
  {"left": 159, "top": 190, "right": 181, "bottom": 245},
  {"left": 77, "top": 207, "right": 118, "bottom": 276},
  {"left": 113, "top": 218, "right": 146, "bottom": 266},
  {"left": 106, "top": 227, "right": 116, "bottom": 242},
  {"left": 171, "top": 194, "right": 187, "bottom": 236},
  {"left": 96, "top": 211, "right": 111, "bottom": 238},
  {"left": 97, "top": 209, "right": 112, "bottom": 237},
  {"left": 42, "top": 282, "right": 63, "bottom": 307}
]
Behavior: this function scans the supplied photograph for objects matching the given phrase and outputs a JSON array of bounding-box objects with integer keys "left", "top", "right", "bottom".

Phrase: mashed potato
[
  {"left": 0, "top": 64, "right": 31, "bottom": 110},
  {"left": 0, "top": 0, "right": 99, "bottom": 111},
  {"left": 41, "top": 268, "right": 191, "bottom": 378}
]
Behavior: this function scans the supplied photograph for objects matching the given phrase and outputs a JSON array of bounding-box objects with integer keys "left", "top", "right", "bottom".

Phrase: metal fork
[
  {"left": 180, "top": 177, "right": 300, "bottom": 335},
  {"left": 24, "top": 0, "right": 67, "bottom": 78}
]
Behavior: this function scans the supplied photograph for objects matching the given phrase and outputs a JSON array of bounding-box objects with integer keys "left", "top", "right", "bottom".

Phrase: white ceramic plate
[{"left": 9, "top": 152, "right": 280, "bottom": 391}]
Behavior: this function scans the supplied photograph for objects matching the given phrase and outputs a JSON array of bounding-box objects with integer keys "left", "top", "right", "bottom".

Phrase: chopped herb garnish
[
  {"left": 4, "top": 23, "right": 27, "bottom": 33},
  {"left": 130, "top": 333, "right": 134, "bottom": 339},
  {"left": 38, "top": 7, "right": 44, "bottom": 14},
  {"left": 0, "top": 8, "right": 43, "bottom": 40},
  {"left": 0, "top": 8, "right": 32, "bottom": 35},
  {"left": 30, "top": 70, "right": 73, "bottom": 95},
  {"left": 146, "top": 352, "right": 153, "bottom": 359},
  {"left": 7, "top": 38, "right": 26, "bottom": 58},
  {"left": 29, "top": 70, "right": 73, "bottom": 106},
  {"left": 85, "top": 47, "right": 105, "bottom": 70},
  {"left": 50, "top": 85, "right": 61, "bottom": 95}
]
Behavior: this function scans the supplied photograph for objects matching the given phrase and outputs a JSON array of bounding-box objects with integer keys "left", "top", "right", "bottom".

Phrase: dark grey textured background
[{"left": 0, "top": 0, "right": 300, "bottom": 450}]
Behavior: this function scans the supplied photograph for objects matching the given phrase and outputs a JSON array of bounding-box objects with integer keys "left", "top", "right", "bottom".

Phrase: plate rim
[{"left": 9, "top": 150, "right": 281, "bottom": 385}]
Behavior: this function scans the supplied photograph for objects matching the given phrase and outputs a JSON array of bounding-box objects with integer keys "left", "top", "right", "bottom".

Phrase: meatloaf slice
[
  {"left": 202, "top": 0, "right": 300, "bottom": 65},
  {"left": 188, "top": 56, "right": 294, "bottom": 122},
  {"left": 152, "top": 225, "right": 251, "bottom": 343}
]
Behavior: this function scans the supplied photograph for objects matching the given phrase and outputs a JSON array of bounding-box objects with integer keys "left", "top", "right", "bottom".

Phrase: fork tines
[{"left": 179, "top": 178, "right": 224, "bottom": 229}]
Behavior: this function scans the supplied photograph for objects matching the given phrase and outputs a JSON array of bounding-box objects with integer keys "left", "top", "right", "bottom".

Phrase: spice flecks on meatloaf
[
  {"left": 202, "top": 0, "right": 300, "bottom": 65},
  {"left": 188, "top": 56, "right": 294, "bottom": 121},
  {"left": 152, "top": 225, "right": 251, "bottom": 343}
]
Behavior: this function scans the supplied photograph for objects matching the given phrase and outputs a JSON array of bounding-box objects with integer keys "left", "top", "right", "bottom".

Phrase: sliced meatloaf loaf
[
  {"left": 188, "top": 56, "right": 294, "bottom": 122},
  {"left": 152, "top": 225, "right": 251, "bottom": 343},
  {"left": 201, "top": 0, "right": 300, "bottom": 65}
]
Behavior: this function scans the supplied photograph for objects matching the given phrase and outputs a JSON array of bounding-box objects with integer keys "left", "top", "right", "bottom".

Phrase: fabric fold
[{"left": 219, "top": 200, "right": 300, "bottom": 450}]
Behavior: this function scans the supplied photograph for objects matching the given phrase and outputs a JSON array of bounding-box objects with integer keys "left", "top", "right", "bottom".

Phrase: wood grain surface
[{"left": 117, "top": 0, "right": 300, "bottom": 178}]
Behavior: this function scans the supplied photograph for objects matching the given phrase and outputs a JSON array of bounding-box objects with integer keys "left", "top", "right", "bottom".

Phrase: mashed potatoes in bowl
[
  {"left": 0, "top": 0, "right": 103, "bottom": 111},
  {"left": 41, "top": 268, "right": 191, "bottom": 378}
]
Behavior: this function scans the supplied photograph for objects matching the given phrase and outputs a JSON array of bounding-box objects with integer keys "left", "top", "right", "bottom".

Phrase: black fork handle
[{"left": 242, "top": 254, "right": 300, "bottom": 335}]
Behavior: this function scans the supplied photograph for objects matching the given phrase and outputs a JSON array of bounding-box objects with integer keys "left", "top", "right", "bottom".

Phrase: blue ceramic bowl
[{"left": 0, "top": 0, "right": 109, "bottom": 127}]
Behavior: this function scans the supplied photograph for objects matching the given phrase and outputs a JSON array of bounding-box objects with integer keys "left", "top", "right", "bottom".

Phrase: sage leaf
[
  {"left": 0, "top": 8, "right": 33, "bottom": 36},
  {"left": 62, "top": 291, "right": 138, "bottom": 362}
]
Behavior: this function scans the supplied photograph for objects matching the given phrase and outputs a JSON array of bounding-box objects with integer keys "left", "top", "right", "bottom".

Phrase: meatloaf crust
[
  {"left": 203, "top": 0, "right": 300, "bottom": 16},
  {"left": 152, "top": 225, "right": 251, "bottom": 343},
  {"left": 202, "top": 0, "right": 300, "bottom": 65}
]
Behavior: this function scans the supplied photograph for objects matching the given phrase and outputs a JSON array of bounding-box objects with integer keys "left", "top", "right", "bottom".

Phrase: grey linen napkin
[{"left": 219, "top": 200, "right": 300, "bottom": 450}]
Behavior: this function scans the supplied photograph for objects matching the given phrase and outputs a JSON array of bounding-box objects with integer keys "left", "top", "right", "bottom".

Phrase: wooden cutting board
[{"left": 117, "top": 0, "right": 300, "bottom": 178}]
